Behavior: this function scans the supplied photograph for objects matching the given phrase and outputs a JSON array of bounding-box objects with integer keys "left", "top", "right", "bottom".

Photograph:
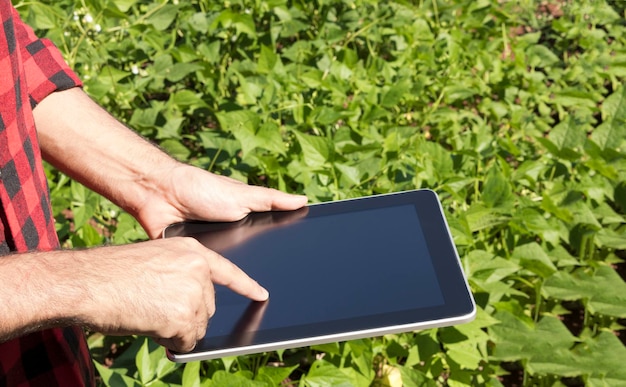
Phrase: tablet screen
[{"left": 164, "top": 190, "right": 475, "bottom": 361}]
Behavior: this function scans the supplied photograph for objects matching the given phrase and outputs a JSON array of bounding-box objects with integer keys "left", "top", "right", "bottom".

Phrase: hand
[
  {"left": 71, "top": 237, "right": 268, "bottom": 353},
  {"left": 132, "top": 164, "right": 308, "bottom": 239}
]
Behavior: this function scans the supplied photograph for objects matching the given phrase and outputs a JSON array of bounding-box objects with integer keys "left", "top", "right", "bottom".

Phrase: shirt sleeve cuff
[{"left": 21, "top": 37, "right": 83, "bottom": 108}]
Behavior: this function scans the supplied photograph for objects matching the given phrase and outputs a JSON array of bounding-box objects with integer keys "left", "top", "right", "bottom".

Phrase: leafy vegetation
[{"left": 13, "top": 0, "right": 626, "bottom": 385}]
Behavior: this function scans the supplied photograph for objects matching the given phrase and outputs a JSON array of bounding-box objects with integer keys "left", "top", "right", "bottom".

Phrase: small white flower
[
  {"left": 94, "top": 24, "right": 101, "bottom": 32},
  {"left": 83, "top": 14, "right": 93, "bottom": 24},
  {"left": 131, "top": 65, "right": 139, "bottom": 75}
]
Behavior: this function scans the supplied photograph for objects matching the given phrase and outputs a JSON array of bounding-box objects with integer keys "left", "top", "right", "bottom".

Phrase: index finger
[{"left": 204, "top": 249, "right": 269, "bottom": 302}]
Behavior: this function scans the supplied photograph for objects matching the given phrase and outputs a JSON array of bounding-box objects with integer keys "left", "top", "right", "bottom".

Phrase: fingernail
[{"left": 259, "top": 286, "right": 270, "bottom": 300}]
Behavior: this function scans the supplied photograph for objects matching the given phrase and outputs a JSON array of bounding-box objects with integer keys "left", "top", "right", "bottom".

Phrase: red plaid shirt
[{"left": 0, "top": 1, "right": 94, "bottom": 385}]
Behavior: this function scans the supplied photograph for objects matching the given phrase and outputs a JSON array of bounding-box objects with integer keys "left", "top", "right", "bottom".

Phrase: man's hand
[
  {"left": 79, "top": 238, "right": 269, "bottom": 352},
  {"left": 134, "top": 166, "right": 308, "bottom": 239},
  {"left": 0, "top": 237, "right": 267, "bottom": 353}
]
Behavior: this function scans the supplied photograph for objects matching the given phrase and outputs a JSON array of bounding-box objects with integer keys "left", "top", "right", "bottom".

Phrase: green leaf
[
  {"left": 466, "top": 249, "right": 520, "bottom": 284},
  {"left": 197, "top": 42, "right": 221, "bottom": 64},
  {"left": 303, "top": 361, "right": 355, "bottom": 387},
  {"left": 398, "top": 365, "right": 437, "bottom": 387},
  {"left": 171, "top": 90, "right": 208, "bottom": 109},
  {"left": 543, "top": 114, "right": 587, "bottom": 160},
  {"left": 113, "top": 212, "right": 147, "bottom": 243},
  {"left": 257, "top": 45, "right": 278, "bottom": 74},
  {"left": 335, "top": 163, "right": 361, "bottom": 186},
  {"left": 443, "top": 85, "right": 479, "bottom": 104},
  {"left": 213, "top": 10, "right": 256, "bottom": 36},
  {"left": 255, "top": 122, "right": 287, "bottom": 155},
  {"left": 481, "top": 166, "right": 514, "bottom": 209},
  {"left": 78, "top": 224, "right": 104, "bottom": 247},
  {"left": 146, "top": 4, "right": 179, "bottom": 31},
  {"left": 592, "top": 86, "right": 626, "bottom": 151},
  {"left": 215, "top": 110, "right": 286, "bottom": 157},
  {"left": 24, "top": 2, "right": 58, "bottom": 29},
  {"left": 160, "top": 138, "right": 192, "bottom": 161},
  {"left": 94, "top": 65, "right": 131, "bottom": 88},
  {"left": 512, "top": 242, "right": 557, "bottom": 278},
  {"left": 543, "top": 265, "right": 626, "bottom": 318},
  {"left": 311, "top": 106, "right": 342, "bottom": 126},
  {"left": 255, "top": 365, "right": 298, "bottom": 386},
  {"left": 136, "top": 338, "right": 155, "bottom": 385},
  {"left": 189, "top": 12, "right": 209, "bottom": 33},
  {"left": 526, "top": 44, "right": 560, "bottom": 68},
  {"left": 216, "top": 110, "right": 259, "bottom": 154},
  {"left": 182, "top": 361, "right": 201, "bottom": 387},
  {"left": 596, "top": 229, "right": 626, "bottom": 249},
  {"left": 293, "top": 131, "right": 332, "bottom": 168},
  {"left": 464, "top": 205, "right": 510, "bottom": 232},
  {"left": 155, "top": 349, "right": 179, "bottom": 380},
  {"left": 490, "top": 312, "right": 577, "bottom": 372},
  {"left": 446, "top": 340, "right": 484, "bottom": 370},
  {"left": 550, "top": 89, "right": 597, "bottom": 109},
  {"left": 572, "top": 332, "right": 626, "bottom": 384},
  {"left": 110, "top": 0, "right": 137, "bottom": 12},
  {"left": 93, "top": 361, "right": 141, "bottom": 387},
  {"left": 380, "top": 79, "right": 411, "bottom": 108},
  {"left": 166, "top": 63, "right": 205, "bottom": 82}
]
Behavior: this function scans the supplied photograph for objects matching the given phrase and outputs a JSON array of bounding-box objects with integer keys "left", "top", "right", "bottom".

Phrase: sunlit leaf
[
  {"left": 543, "top": 265, "right": 626, "bottom": 318},
  {"left": 304, "top": 361, "right": 356, "bottom": 387},
  {"left": 592, "top": 86, "right": 626, "bottom": 151},
  {"left": 146, "top": 4, "right": 179, "bottom": 31},
  {"left": 512, "top": 242, "right": 557, "bottom": 278},
  {"left": 481, "top": 166, "right": 514, "bottom": 209},
  {"left": 490, "top": 312, "right": 577, "bottom": 372},
  {"left": 293, "top": 131, "right": 332, "bottom": 168}
]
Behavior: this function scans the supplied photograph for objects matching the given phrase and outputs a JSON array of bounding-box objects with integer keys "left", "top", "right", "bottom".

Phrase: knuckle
[{"left": 181, "top": 236, "right": 202, "bottom": 250}]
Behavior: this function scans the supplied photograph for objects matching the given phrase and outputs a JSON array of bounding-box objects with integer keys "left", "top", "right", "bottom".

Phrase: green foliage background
[{"left": 13, "top": 0, "right": 626, "bottom": 385}]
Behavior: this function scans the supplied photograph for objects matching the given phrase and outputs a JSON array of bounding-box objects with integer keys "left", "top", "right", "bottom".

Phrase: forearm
[
  {"left": 0, "top": 250, "right": 86, "bottom": 341},
  {"left": 32, "top": 87, "right": 179, "bottom": 218}
]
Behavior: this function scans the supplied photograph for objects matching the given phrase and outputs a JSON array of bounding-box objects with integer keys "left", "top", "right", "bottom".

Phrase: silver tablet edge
[{"left": 166, "top": 308, "right": 476, "bottom": 363}]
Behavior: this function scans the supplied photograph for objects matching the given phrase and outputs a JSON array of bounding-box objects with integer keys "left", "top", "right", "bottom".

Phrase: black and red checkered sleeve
[{"left": 10, "top": 6, "right": 82, "bottom": 107}]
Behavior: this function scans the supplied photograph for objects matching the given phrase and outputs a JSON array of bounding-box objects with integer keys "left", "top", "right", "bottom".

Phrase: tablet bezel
[{"left": 163, "top": 189, "right": 475, "bottom": 362}]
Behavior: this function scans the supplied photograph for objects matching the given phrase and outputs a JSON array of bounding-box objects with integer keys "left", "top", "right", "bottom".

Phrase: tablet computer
[{"left": 163, "top": 189, "right": 475, "bottom": 362}]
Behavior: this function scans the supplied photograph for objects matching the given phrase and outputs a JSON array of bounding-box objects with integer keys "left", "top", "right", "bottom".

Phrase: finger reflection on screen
[
  {"left": 194, "top": 207, "right": 309, "bottom": 253},
  {"left": 219, "top": 300, "right": 270, "bottom": 348}
]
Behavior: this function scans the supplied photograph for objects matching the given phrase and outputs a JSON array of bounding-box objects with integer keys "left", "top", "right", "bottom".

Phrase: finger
[
  {"left": 195, "top": 318, "right": 208, "bottom": 344},
  {"left": 205, "top": 250, "right": 269, "bottom": 301},
  {"left": 244, "top": 186, "right": 308, "bottom": 212},
  {"left": 198, "top": 278, "right": 215, "bottom": 340},
  {"left": 155, "top": 335, "right": 197, "bottom": 353}
]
